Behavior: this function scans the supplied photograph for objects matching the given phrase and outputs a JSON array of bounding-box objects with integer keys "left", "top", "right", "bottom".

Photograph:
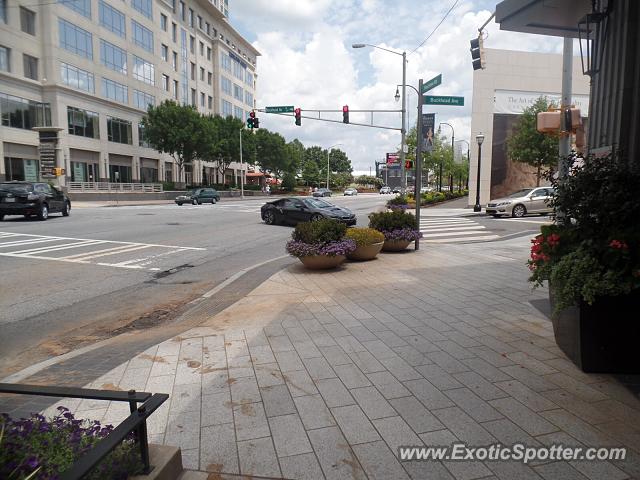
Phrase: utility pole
[
  {"left": 239, "top": 128, "right": 244, "bottom": 199},
  {"left": 400, "top": 51, "right": 407, "bottom": 190},
  {"left": 414, "top": 79, "right": 424, "bottom": 250},
  {"left": 557, "top": 37, "right": 573, "bottom": 224}
]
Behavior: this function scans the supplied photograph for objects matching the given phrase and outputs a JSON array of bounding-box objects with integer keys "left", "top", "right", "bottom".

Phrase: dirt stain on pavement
[
  {"left": 101, "top": 383, "right": 123, "bottom": 391},
  {"left": 338, "top": 443, "right": 364, "bottom": 479},
  {"left": 206, "top": 463, "right": 223, "bottom": 473},
  {"left": 138, "top": 354, "right": 168, "bottom": 364},
  {"left": 199, "top": 366, "right": 226, "bottom": 374},
  {"left": 226, "top": 377, "right": 237, "bottom": 385},
  {"left": 187, "top": 360, "right": 201, "bottom": 368}
]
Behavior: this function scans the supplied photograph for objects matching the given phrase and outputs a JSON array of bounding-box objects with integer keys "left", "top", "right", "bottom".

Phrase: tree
[
  {"left": 281, "top": 171, "right": 297, "bottom": 191},
  {"left": 141, "top": 101, "right": 206, "bottom": 187},
  {"left": 329, "top": 149, "right": 352, "bottom": 173},
  {"left": 507, "top": 97, "right": 559, "bottom": 186},
  {"left": 355, "top": 175, "right": 382, "bottom": 188},
  {"left": 301, "top": 159, "right": 320, "bottom": 186},
  {"left": 255, "top": 129, "right": 289, "bottom": 181},
  {"left": 287, "top": 139, "right": 305, "bottom": 174},
  {"left": 304, "top": 146, "right": 326, "bottom": 171}
]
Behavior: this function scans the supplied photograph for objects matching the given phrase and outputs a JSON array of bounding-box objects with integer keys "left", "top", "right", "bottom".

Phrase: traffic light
[
  {"left": 53, "top": 167, "right": 65, "bottom": 176},
  {"left": 247, "top": 111, "right": 255, "bottom": 129},
  {"left": 470, "top": 35, "right": 485, "bottom": 70},
  {"left": 294, "top": 107, "right": 301, "bottom": 126},
  {"left": 405, "top": 160, "right": 413, "bottom": 169},
  {"left": 253, "top": 117, "right": 259, "bottom": 129},
  {"left": 343, "top": 105, "right": 349, "bottom": 124}
]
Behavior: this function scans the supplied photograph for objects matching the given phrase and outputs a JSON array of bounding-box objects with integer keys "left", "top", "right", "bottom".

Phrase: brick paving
[{"left": 40, "top": 236, "right": 640, "bottom": 479}]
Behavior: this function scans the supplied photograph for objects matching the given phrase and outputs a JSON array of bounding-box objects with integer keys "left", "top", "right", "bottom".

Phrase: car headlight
[{"left": 497, "top": 201, "right": 511, "bottom": 206}]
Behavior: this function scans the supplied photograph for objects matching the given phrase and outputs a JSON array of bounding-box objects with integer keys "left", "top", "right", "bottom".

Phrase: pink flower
[{"left": 609, "top": 240, "right": 629, "bottom": 250}]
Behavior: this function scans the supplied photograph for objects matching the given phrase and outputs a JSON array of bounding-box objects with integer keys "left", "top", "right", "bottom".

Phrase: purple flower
[
  {"left": 25, "top": 457, "right": 39, "bottom": 469},
  {"left": 380, "top": 228, "right": 423, "bottom": 241},
  {"left": 286, "top": 239, "right": 356, "bottom": 258}
]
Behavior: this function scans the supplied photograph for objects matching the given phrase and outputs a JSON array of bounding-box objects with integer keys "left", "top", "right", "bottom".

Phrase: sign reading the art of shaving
[{"left": 494, "top": 90, "right": 590, "bottom": 115}]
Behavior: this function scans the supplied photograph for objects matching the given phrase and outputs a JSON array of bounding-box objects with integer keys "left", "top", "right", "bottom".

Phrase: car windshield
[
  {"left": 304, "top": 198, "right": 332, "bottom": 209},
  {"left": 0, "top": 183, "right": 32, "bottom": 193},
  {"left": 189, "top": 189, "right": 199, "bottom": 195},
  {"left": 506, "top": 189, "right": 533, "bottom": 198}
]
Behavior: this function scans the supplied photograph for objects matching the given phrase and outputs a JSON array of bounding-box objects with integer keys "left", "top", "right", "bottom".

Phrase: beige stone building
[
  {"left": 470, "top": 48, "right": 589, "bottom": 206},
  {"left": 0, "top": 0, "right": 257, "bottom": 186}
]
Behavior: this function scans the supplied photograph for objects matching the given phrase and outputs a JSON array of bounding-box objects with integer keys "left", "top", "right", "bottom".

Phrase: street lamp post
[
  {"left": 327, "top": 143, "right": 343, "bottom": 189},
  {"left": 353, "top": 43, "right": 407, "bottom": 190},
  {"left": 239, "top": 128, "right": 245, "bottom": 199},
  {"left": 474, "top": 133, "right": 484, "bottom": 212}
]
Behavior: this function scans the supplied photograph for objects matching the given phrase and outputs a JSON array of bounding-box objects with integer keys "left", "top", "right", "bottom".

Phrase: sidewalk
[{"left": 43, "top": 237, "right": 640, "bottom": 479}]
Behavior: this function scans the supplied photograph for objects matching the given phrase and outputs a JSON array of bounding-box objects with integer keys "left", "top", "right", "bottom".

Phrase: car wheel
[
  {"left": 311, "top": 214, "right": 323, "bottom": 221},
  {"left": 264, "top": 210, "right": 276, "bottom": 225},
  {"left": 212, "top": 198, "right": 217, "bottom": 204},
  {"left": 177, "top": 202, "right": 183, "bottom": 206},
  {"left": 62, "top": 201, "right": 71, "bottom": 217},
  {"left": 37, "top": 203, "right": 49, "bottom": 221},
  {"left": 512, "top": 204, "right": 526, "bottom": 218},
  {"left": 192, "top": 199, "right": 198, "bottom": 205},
  {"left": 492, "top": 214, "right": 501, "bottom": 218}
]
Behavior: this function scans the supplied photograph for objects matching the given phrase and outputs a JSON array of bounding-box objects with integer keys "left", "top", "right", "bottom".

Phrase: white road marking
[
  {"left": 61, "top": 244, "right": 153, "bottom": 261},
  {"left": 424, "top": 234, "right": 501, "bottom": 243},
  {"left": 419, "top": 217, "right": 501, "bottom": 243},
  {"left": 421, "top": 225, "right": 487, "bottom": 232},
  {"left": 0, "top": 237, "right": 62, "bottom": 248},
  {"left": 9, "top": 240, "right": 106, "bottom": 255}
]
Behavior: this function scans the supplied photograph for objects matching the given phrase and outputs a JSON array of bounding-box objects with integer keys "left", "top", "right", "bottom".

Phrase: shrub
[
  {"left": 368, "top": 210, "right": 423, "bottom": 242},
  {"left": 286, "top": 239, "right": 356, "bottom": 257},
  {"left": 345, "top": 228, "right": 385, "bottom": 247},
  {"left": 281, "top": 172, "right": 297, "bottom": 192},
  {"left": 162, "top": 181, "right": 176, "bottom": 191},
  {"left": 386, "top": 195, "right": 410, "bottom": 208},
  {"left": 292, "top": 219, "right": 347, "bottom": 244},
  {"left": 0, "top": 407, "right": 142, "bottom": 480}
]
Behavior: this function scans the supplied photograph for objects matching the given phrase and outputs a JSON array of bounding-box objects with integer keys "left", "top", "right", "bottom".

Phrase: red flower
[
  {"left": 609, "top": 239, "right": 629, "bottom": 250},
  {"left": 547, "top": 234, "right": 560, "bottom": 247}
]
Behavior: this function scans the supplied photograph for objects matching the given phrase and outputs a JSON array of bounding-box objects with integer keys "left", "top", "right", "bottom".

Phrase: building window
[
  {"left": 188, "top": 8, "right": 193, "bottom": 27},
  {"left": 245, "top": 91, "right": 253, "bottom": 108},
  {"left": 160, "top": 13, "right": 167, "bottom": 31},
  {"left": 233, "top": 105, "right": 243, "bottom": 120},
  {"left": 207, "top": 95, "right": 212, "bottom": 109},
  {"left": 205, "top": 22, "right": 210, "bottom": 36},
  {"left": 190, "top": 61, "right": 195, "bottom": 80},
  {"left": 67, "top": 106, "right": 99, "bottom": 138},
  {"left": 0, "top": 93, "right": 51, "bottom": 129},
  {"left": 0, "top": 0, "right": 6, "bottom": 24},
  {"left": 200, "top": 92, "right": 205, "bottom": 107},
  {"left": 107, "top": 116, "right": 132, "bottom": 144},
  {"left": 173, "top": 79, "right": 178, "bottom": 99},
  {"left": 133, "top": 89, "right": 155, "bottom": 110},
  {"left": 207, "top": 71, "right": 212, "bottom": 85},
  {"left": 161, "top": 44, "right": 168, "bottom": 61},
  {"left": 20, "top": 7, "right": 35, "bottom": 35},
  {"left": 245, "top": 70, "right": 253, "bottom": 87},
  {"left": 172, "top": 22, "right": 177, "bottom": 42},
  {"left": 99, "top": 1, "right": 126, "bottom": 38},
  {"left": 206, "top": 47, "right": 211, "bottom": 61},
  {"left": 60, "top": 62, "right": 95, "bottom": 93},
  {"left": 233, "top": 83, "right": 243, "bottom": 101},
  {"left": 102, "top": 77, "right": 128, "bottom": 104},
  {"left": 199, "top": 67, "right": 204, "bottom": 81},
  {"left": 62, "top": 0, "right": 92, "bottom": 19},
  {"left": 172, "top": 51, "right": 177, "bottom": 71},
  {"left": 132, "top": 0, "right": 152, "bottom": 19},
  {"left": 0, "top": 46, "right": 10, "bottom": 72},
  {"left": 59, "top": 19, "right": 93, "bottom": 59},
  {"left": 221, "top": 76, "right": 231, "bottom": 96},
  {"left": 179, "top": 1, "right": 184, "bottom": 20},
  {"left": 221, "top": 99, "right": 231, "bottom": 117},
  {"left": 197, "top": 15, "right": 202, "bottom": 29},
  {"left": 100, "top": 40, "right": 127, "bottom": 74},
  {"left": 232, "top": 59, "right": 244, "bottom": 81},
  {"left": 132, "top": 55, "right": 155, "bottom": 85},
  {"left": 220, "top": 52, "right": 231, "bottom": 72},
  {"left": 162, "top": 74, "right": 169, "bottom": 91},
  {"left": 189, "top": 35, "right": 194, "bottom": 54},
  {"left": 138, "top": 122, "right": 150, "bottom": 147},
  {"left": 199, "top": 41, "right": 204, "bottom": 56},
  {"left": 190, "top": 88, "right": 196, "bottom": 106},
  {"left": 23, "top": 54, "right": 37, "bottom": 80},
  {"left": 132, "top": 20, "right": 153, "bottom": 53}
]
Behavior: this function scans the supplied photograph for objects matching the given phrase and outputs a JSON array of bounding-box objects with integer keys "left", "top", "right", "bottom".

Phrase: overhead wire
[{"left": 408, "top": 0, "right": 461, "bottom": 56}]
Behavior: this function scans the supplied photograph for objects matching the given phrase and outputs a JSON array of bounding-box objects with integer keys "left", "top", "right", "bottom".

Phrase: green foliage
[
  {"left": 331, "top": 171, "right": 353, "bottom": 189},
  {"left": 345, "top": 227, "right": 385, "bottom": 246},
  {"left": 529, "top": 154, "right": 640, "bottom": 311},
  {"left": 506, "top": 97, "right": 559, "bottom": 186},
  {"left": 301, "top": 159, "right": 321, "bottom": 186},
  {"left": 162, "top": 181, "right": 176, "bottom": 191},
  {"left": 368, "top": 210, "right": 417, "bottom": 231},
  {"left": 281, "top": 171, "right": 297, "bottom": 191},
  {"left": 255, "top": 129, "right": 289, "bottom": 180},
  {"left": 292, "top": 219, "right": 347, "bottom": 244},
  {"left": 355, "top": 175, "right": 383, "bottom": 188},
  {"left": 387, "top": 195, "right": 410, "bottom": 207}
]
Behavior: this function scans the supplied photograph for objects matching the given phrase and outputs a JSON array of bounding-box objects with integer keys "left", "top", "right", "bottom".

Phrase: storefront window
[
  {"left": 0, "top": 93, "right": 51, "bottom": 129},
  {"left": 4, "top": 157, "right": 39, "bottom": 181}
]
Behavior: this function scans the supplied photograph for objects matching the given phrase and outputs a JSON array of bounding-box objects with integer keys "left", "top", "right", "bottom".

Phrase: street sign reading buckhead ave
[
  {"left": 265, "top": 106, "right": 294, "bottom": 113},
  {"left": 422, "top": 74, "right": 442, "bottom": 93},
  {"left": 423, "top": 95, "right": 464, "bottom": 106}
]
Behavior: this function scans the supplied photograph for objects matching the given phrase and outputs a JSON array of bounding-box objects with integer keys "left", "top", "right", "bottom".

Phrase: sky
[{"left": 229, "top": 0, "right": 564, "bottom": 175}]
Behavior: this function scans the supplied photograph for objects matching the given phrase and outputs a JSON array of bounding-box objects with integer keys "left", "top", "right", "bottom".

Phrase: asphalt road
[{"left": 0, "top": 194, "right": 388, "bottom": 377}]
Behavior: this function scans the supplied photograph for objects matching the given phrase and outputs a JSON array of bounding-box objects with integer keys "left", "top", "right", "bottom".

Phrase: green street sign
[
  {"left": 423, "top": 95, "right": 464, "bottom": 106},
  {"left": 265, "top": 106, "right": 294, "bottom": 113},
  {"left": 422, "top": 74, "right": 442, "bottom": 93}
]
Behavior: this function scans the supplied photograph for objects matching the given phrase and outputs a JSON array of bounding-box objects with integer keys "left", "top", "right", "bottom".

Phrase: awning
[{"left": 495, "top": 0, "right": 592, "bottom": 38}]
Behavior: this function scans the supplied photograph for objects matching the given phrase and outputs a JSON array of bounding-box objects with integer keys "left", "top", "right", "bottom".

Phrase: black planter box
[{"left": 550, "top": 287, "right": 640, "bottom": 373}]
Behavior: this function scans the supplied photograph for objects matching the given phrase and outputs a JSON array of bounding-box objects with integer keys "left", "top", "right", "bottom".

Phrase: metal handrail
[
  {"left": 67, "top": 182, "right": 163, "bottom": 193},
  {"left": 0, "top": 383, "right": 169, "bottom": 478}
]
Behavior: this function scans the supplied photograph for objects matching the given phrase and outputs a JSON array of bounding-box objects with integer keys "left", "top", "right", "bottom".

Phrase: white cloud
[{"left": 230, "top": 1, "right": 565, "bottom": 173}]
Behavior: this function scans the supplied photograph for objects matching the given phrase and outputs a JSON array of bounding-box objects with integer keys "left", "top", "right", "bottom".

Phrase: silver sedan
[{"left": 486, "top": 187, "right": 555, "bottom": 218}]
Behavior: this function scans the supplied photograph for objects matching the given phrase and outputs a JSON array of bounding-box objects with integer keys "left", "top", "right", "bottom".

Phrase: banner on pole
[{"left": 421, "top": 114, "right": 435, "bottom": 152}]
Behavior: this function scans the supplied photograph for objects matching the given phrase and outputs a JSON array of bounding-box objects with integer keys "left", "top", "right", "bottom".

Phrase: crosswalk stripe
[
  {"left": 10, "top": 240, "right": 107, "bottom": 255},
  {"left": 424, "top": 230, "right": 493, "bottom": 238},
  {"left": 61, "top": 244, "right": 152, "bottom": 261},
  {"left": 424, "top": 234, "right": 500, "bottom": 243},
  {"left": 421, "top": 225, "right": 486, "bottom": 232},
  {"left": 0, "top": 237, "right": 62, "bottom": 248}
]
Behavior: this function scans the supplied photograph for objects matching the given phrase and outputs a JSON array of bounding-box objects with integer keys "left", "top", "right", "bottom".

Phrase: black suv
[
  {"left": 174, "top": 188, "right": 221, "bottom": 205},
  {"left": 0, "top": 181, "right": 71, "bottom": 221}
]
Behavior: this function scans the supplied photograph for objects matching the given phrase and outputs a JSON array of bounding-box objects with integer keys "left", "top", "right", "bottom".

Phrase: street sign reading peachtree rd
[
  {"left": 265, "top": 106, "right": 294, "bottom": 113},
  {"left": 422, "top": 74, "right": 442, "bottom": 93},
  {"left": 423, "top": 95, "right": 464, "bottom": 106}
]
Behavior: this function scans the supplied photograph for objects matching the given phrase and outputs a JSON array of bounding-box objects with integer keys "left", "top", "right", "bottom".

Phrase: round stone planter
[
  {"left": 382, "top": 239, "right": 412, "bottom": 252},
  {"left": 298, "top": 255, "right": 346, "bottom": 270},
  {"left": 347, "top": 242, "right": 384, "bottom": 261}
]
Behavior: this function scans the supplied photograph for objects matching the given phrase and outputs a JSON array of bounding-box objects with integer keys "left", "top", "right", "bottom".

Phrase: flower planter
[
  {"left": 550, "top": 286, "right": 640, "bottom": 373},
  {"left": 347, "top": 242, "right": 384, "bottom": 261},
  {"left": 299, "top": 255, "right": 346, "bottom": 270},
  {"left": 382, "top": 239, "right": 412, "bottom": 251}
]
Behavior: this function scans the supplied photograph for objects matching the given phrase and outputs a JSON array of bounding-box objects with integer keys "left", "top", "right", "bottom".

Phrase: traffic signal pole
[
  {"left": 239, "top": 128, "right": 244, "bottom": 199},
  {"left": 414, "top": 79, "right": 424, "bottom": 251}
]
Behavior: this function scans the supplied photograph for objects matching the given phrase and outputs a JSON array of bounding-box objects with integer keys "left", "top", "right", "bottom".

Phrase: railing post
[{"left": 137, "top": 405, "right": 151, "bottom": 474}]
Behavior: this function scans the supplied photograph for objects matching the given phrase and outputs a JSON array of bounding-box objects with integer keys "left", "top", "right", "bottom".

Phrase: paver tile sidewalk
[{"left": 43, "top": 236, "right": 640, "bottom": 479}]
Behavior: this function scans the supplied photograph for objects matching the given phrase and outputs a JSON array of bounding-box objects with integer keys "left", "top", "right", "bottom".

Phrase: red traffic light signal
[
  {"left": 405, "top": 160, "right": 413, "bottom": 169},
  {"left": 249, "top": 111, "right": 256, "bottom": 119},
  {"left": 342, "top": 105, "right": 349, "bottom": 124},
  {"left": 294, "top": 108, "right": 301, "bottom": 126}
]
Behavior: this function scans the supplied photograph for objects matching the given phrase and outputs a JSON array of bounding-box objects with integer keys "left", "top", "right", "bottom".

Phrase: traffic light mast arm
[{"left": 256, "top": 109, "right": 402, "bottom": 131}]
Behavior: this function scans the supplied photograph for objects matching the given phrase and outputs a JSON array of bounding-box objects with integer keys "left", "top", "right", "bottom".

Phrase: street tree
[
  {"left": 301, "top": 159, "right": 320, "bottom": 186},
  {"left": 141, "top": 101, "right": 206, "bottom": 187},
  {"left": 507, "top": 96, "right": 559, "bottom": 186},
  {"left": 329, "top": 149, "right": 352, "bottom": 173},
  {"left": 255, "top": 129, "right": 289, "bottom": 181}
]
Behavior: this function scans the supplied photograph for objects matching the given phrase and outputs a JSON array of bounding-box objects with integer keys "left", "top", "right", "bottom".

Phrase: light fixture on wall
[{"left": 577, "top": 1, "right": 611, "bottom": 78}]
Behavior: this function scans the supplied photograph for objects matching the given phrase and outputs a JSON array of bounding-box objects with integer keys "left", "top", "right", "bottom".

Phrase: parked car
[
  {"left": 486, "top": 187, "right": 555, "bottom": 218},
  {"left": 312, "top": 188, "right": 332, "bottom": 197},
  {"left": 420, "top": 186, "right": 435, "bottom": 193},
  {"left": 175, "top": 188, "right": 220, "bottom": 205},
  {"left": 379, "top": 186, "right": 391, "bottom": 194},
  {"left": 261, "top": 197, "right": 356, "bottom": 226},
  {"left": 0, "top": 181, "right": 71, "bottom": 221},
  {"left": 392, "top": 186, "right": 405, "bottom": 194},
  {"left": 343, "top": 188, "right": 358, "bottom": 196}
]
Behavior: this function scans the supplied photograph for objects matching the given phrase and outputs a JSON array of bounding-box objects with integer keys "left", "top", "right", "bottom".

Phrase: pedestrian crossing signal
[
  {"left": 294, "top": 108, "right": 301, "bottom": 126},
  {"left": 405, "top": 160, "right": 413, "bottom": 169},
  {"left": 53, "top": 167, "right": 65, "bottom": 176}
]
